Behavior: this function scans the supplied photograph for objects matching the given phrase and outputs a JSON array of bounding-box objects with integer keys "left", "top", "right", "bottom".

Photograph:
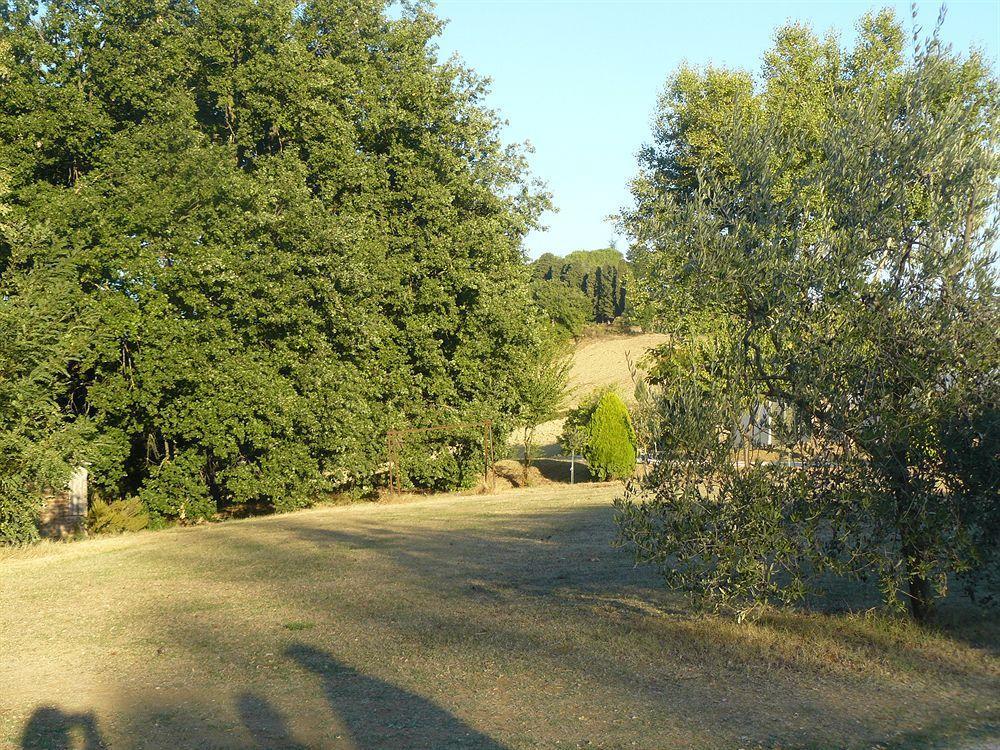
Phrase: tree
[
  {"left": 560, "top": 395, "right": 601, "bottom": 483},
  {"left": 617, "top": 11, "right": 1000, "bottom": 621},
  {"left": 558, "top": 423, "right": 588, "bottom": 484},
  {"left": 561, "top": 389, "right": 638, "bottom": 482},
  {"left": 0, "top": 0, "right": 549, "bottom": 536},
  {"left": 584, "top": 391, "right": 637, "bottom": 481},
  {"left": 530, "top": 279, "right": 592, "bottom": 340},
  {"left": 530, "top": 249, "right": 631, "bottom": 324},
  {"left": 515, "top": 340, "right": 570, "bottom": 484}
]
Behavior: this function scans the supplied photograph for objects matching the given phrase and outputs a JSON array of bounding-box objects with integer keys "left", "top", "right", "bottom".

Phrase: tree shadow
[
  {"left": 287, "top": 644, "right": 507, "bottom": 749},
  {"left": 237, "top": 692, "right": 308, "bottom": 750},
  {"left": 531, "top": 457, "right": 593, "bottom": 483},
  {"left": 278, "top": 503, "right": 999, "bottom": 687},
  {"left": 19, "top": 707, "right": 106, "bottom": 750},
  {"left": 11, "top": 499, "right": 997, "bottom": 750}
]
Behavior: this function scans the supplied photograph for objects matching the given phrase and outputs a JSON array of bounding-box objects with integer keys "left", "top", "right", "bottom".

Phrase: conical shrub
[{"left": 584, "top": 391, "right": 637, "bottom": 481}]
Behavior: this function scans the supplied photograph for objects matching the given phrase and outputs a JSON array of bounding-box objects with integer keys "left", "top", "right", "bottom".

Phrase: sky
[{"left": 431, "top": 1, "right": 1000, "bottom": 258}]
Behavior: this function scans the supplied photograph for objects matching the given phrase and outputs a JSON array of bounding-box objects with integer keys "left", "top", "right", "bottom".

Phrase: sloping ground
[
  {"left": 566, "top": 331, "right": 668, "bottom": 408},
  {"left": 2, "top": 484, "right": 997, "bottom": 749},
  {"left": 520, "top": 331, "right": 669, "bottom": 457}
]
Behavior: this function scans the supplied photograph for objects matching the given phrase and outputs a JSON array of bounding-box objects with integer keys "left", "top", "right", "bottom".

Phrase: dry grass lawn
[
  {"left": 566, "top": 331, "right": 668, "bottom": 408},
  {"left": 2, "top": 483, "right": 998, "bottom": 749}
]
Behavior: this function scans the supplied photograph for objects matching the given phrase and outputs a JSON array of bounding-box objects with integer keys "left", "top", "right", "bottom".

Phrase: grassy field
[
  {"left": 2, "top": 483, "right": 998, "bottom": 750},
  {"left": 565, "top": 331, "right": 668, "bottom": 408}
]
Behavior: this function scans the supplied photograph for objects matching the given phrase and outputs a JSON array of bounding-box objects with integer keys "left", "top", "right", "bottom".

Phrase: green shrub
[
  {"left": 0, "top": 479, "right": 42, "bottom": 545},
  {"left": 584, "top": 392, "right": 637, "bottom": 481},
  {"left": 531, "top": 280, "right": 592, "bottom": 340},
  {"left": 87, "top": 498, "right": 150, "bottom": 535},
  {"left": 138, "top": 452, "right": 215, "bottom": 522},
  {"left": 398, "top": 435, "right": 483, "bottom": 493}
]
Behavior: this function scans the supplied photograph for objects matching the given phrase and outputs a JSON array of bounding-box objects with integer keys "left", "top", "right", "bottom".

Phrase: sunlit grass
[{"left": 2, "top": 484, "right": 996, "bottom": 749}]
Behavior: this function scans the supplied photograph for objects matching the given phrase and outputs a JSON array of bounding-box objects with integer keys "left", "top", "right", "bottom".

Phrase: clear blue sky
[{"left": 431, "top": 1, "right": 1000, "bottom": 258}]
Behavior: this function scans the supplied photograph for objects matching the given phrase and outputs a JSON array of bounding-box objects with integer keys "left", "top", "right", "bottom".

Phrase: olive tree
[{"left": 617, "top": 12, "right": 999, "bottom": 621}]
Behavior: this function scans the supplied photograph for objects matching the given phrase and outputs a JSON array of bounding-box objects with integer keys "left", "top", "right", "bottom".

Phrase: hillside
[
  {"left": 565, "top": 331, "right": 667, "bottom": 408},
  {"left": 526, "top": 330, "right": 668, "bottom": 456}
]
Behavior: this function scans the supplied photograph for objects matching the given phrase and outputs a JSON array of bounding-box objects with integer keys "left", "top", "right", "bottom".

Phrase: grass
[
  {"left": 1, "top": 483, "right": 997, "bottom": 749},
  {"left": 566, "top": 331, "right": 668, "bottom": 408}
]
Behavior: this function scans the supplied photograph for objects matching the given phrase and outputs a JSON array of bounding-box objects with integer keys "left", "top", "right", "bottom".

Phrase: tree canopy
[
  {"left": 617, "top": 10, "right": 1000, "bottom": 620},
  {"left": 0, "top": 0, "right": 549, "bottom": 539},
  {"left": 531, "top": 248, "right": 631, "bottom": 328}
]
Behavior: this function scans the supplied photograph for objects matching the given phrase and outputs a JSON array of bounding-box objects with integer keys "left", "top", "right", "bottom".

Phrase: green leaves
[
  {"left": 584, "top": 391, "right": 637, "bottom": 482},
  {"left": 0, "top": 0, "right": 546, "bottom": 535},
  {"left": 619, "top": 10, "right": 1000, "bottom": 619},
  {"left": 562, "top": 389, "right": 637, "bottom": 482},
  {"left": 531, "top": 249, "right": 632, "bottom": 327}
]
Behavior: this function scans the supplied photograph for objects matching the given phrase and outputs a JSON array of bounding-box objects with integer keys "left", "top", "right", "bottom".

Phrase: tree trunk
[
  {"left": 521, "top": 427, "right": 532, "bottom": 486},
  {"left": 889, "top": 461, "right": 934, "bottom": 623},
  {"left": 907, "top": 570, "right": 933, "bottom": 623}
]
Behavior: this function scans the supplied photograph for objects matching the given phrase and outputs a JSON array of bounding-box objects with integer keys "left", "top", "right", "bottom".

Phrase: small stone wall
[{"left": 38, "top": 467, "right": 88, "bottom": 539}]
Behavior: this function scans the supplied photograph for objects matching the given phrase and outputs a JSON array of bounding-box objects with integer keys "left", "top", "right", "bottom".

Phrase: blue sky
[{"left": 431, "top": 1, "right": 1000, "bottom": 258}]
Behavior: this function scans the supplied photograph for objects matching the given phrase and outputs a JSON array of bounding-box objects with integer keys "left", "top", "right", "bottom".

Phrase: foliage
[
  {"left": 561, "top": 389, "right": 602, "bottom": 441},
  {"left": 624, "top": 350, "right": 659, "bottom": 456},
  {"left": 0, "top": 479, "right": 41, "bottom": 545},
  {"left": 557, "top": 421, "right": 588, "bottom": 459},
  {"left": 515, "top": 339, "right": 570, "bottom": 482},
  {"left": 583, "top": 391, "right": 637, "bottom": 481},
  {"left": 0, "top": 171, "right": 93, "bottom": 543},
  {"left": 531, "top": 248, "right": 631, "bottom": 325},
  {"left": 563, "top": 388, "right": 638, "bottom": 481},
  {"left": 396, "top": 432, "right": 485, "bottom": 493},
  {"left": 530, "top": 279, "right": 592, "bottom": 340},
  {"left": 0, "top": 0, "right": 548, "bottom": 535},
  {"left": 87, "top": 497, "right": 150, "bottom": 534},
  {"left": 617, "top": 10, "right": 1000, "bottom": 620}
]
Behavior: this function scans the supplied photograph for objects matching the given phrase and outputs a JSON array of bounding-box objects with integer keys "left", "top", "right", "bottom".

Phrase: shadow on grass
[
  {"left": 532, "top": 457, "right": 592, "bottom": 483},
  {"left": 12, "top": 498, "right": 999, "bottom": 750},
  {"left": 19, "top": 648, "right": 508, "bottom": 749},
  {"left": 288, "top": 644, "right": 507, "bottom": 749},
  {"left": 19, "top": 707, "right": 105, "bottom": 750},
  {"left": 237, "top": 692, "right": 308, "bottom": 749},
  {"left": 276, "top": 503, "right": 999, "bottom": 685}
]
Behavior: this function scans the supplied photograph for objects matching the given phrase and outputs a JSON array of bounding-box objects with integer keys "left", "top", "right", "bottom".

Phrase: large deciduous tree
[
  {"left": 617, "top": 11, "right": 999, "bottom": 620},
  {"left": 0, "top": 0, "right": 548, "bottom": 540}
]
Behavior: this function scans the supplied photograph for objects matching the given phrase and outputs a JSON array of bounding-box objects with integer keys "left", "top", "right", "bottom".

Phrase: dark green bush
[
  {"left": 398, "top": 435, "right": 483, "bottom": 493},
  {"left": 531, "top": 280, "right": 592, "bottom": 340},
  {"left": 87, "top": 497, "right": 150, "bottom": 534},
  {"left": 0, "top": 479, "right": 43, "bottom": 545}
]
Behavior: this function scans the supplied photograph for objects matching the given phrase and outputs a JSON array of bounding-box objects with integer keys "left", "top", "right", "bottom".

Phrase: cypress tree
[{"left": 584, "top": 392, "right": 637, "bottom": 481}]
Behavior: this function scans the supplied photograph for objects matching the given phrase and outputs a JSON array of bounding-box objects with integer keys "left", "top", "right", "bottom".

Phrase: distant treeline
[{"left": 529, "top": 249, "right": 632, "bottom": 337}]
